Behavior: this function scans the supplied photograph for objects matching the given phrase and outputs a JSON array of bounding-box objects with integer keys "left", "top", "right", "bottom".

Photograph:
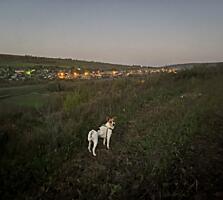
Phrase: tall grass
[{"left": 0, "top": 66, "right": 223, "bottom": 199}]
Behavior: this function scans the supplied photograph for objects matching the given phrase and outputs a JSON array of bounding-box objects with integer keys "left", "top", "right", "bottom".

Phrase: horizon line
[{"left": 0, "top": 52, "right": 223, "bottom": 68}]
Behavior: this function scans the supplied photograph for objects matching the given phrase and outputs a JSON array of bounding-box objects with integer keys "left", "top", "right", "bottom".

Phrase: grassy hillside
[
  {"left": 0, "top": 54, "right": 142, "bottom": 70},
  {"left": 166, "top": 62, "right": 223, "bottom": 69},
  {"left": 0, "top": 65, "right": 223, "bottom": 199}
]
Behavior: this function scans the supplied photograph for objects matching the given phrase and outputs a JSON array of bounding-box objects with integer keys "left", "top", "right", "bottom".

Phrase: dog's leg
[
  {"left": 107, "top": 134, "right": 111, "bottom": 150},
  {"left": 103, "top": 138, "right": 106, "bottom": 145},
  {"left": 92, "top": 139, "right": 98, "bottom": 156},
  {"left": 88, "top": 140, "right": 92, "bottom": 152}
]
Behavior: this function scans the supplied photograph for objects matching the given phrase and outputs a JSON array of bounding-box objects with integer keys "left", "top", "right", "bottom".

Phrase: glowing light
[
  {"left": 84, "top": 71, "right": 89, "bottom": 76},
  {"left": 58, "top": 72, "right": 65, "bottom": 79},
  {"left": 73, "top": 72, "right": 79, "bottom": 77},
  {"left": 25, "top": 70, "right": 31, "bottom": 75},
  {"left": 112, "top": 70, "right": 117, "bottom": 75},
  {"left": 25, "top": 69, "right": 35, "bottom": 75}
]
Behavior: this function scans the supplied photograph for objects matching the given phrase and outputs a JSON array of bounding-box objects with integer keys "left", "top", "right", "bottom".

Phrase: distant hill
[
  {"left": 0, "top": 54, "right": 144, "bottom": 70},
  {"left": 1, "top": 54, "right": 222, "bottom": 71},
  {"left": 163, "top": 62, "right": 223, "bottom": 69}
]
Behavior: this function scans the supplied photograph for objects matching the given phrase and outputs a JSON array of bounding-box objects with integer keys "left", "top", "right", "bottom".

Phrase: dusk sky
[{"left": 0, "top": 0, "right": 223, "bottom": 66}]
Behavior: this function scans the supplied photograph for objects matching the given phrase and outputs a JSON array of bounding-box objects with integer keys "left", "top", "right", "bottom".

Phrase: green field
[{"left": 0, "top": 65, "right": 223, "bottom": 199}]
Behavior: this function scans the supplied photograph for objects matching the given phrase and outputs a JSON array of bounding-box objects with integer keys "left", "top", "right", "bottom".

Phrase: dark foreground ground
[{"left": 0, "top": 65, "right": 223, "bottom": 199}]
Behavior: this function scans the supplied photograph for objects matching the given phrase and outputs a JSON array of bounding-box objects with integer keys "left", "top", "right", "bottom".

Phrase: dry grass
[{"left": 0, "top": 65, "right": 223, "bottom": 199}]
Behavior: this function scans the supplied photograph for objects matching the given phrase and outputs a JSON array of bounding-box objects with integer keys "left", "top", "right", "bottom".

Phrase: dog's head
[{"left": 106, "top": 116, "right": 116, "bottom": 129}]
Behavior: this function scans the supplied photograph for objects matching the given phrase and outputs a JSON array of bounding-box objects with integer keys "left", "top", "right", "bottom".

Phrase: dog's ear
[
  {"left": 112, "top": 116, "right": 117, "bottom": 121},
  {"left": 106, "top": 116, "right": 110, "bottom": 121}
]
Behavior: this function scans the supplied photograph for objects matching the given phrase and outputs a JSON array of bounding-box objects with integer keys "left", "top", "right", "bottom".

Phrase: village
[{"left": 0, "top": 66, "right": 178, "bottom": 81}]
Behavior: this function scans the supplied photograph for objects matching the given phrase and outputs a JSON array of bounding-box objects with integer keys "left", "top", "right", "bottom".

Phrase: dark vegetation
[
  {"left": 0, "top": 54, "right": 142, "bottom": 70},
  {"left": 0, "top": 65, "right": 223, "bottom": 199}
]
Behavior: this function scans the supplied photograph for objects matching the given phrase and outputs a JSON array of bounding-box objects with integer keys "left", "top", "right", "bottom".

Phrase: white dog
[{"left": 88, "top": 117, "right": 115, "bottom": 156}]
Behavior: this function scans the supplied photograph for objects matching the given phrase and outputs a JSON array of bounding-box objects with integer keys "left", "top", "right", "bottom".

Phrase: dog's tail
[{"left": 88, "top": 130, "right": 94, "bottom": 141}]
